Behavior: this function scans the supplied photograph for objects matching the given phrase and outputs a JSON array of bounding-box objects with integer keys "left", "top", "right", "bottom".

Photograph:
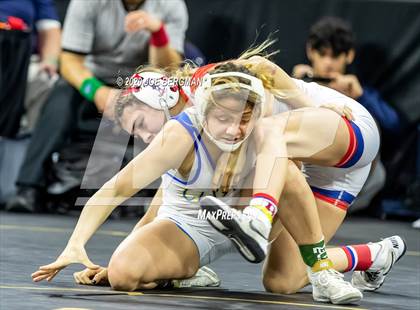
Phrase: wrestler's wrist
[{"left": 67, "top": 237, "right": 85, "bottom": 248}]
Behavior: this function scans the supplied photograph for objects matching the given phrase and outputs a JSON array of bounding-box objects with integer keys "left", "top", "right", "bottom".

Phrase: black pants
[
  {"left": 16, "top": 78, "right": 99, "bottom": 188},
  {"left": 0, "top": 29, "right": 31, "bottom": 137}
]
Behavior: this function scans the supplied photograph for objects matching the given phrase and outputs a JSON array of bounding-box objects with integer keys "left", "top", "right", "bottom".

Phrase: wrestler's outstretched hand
[
  {"left": 32, "top": 244, "right": 100, "bottom": 282},
  {"left": 73, "top": 266, "right": 109, "bottom": 286}
]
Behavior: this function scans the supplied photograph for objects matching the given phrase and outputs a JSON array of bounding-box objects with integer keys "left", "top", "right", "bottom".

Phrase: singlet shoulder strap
[{"left": 172, "top": 111, "right": 215, "bottom": 170}]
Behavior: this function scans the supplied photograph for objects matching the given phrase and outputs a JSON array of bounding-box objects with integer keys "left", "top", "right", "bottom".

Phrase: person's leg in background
[
  {"left": 0, "top": 30, "right": 31, "bottom": 138},
  {"left": 6, "top": 78, "right": 83, "bottom": 212}
]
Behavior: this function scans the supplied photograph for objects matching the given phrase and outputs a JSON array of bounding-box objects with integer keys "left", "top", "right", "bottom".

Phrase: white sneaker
[
  {"left": 172, "top": 266, "right": 221, "bottom": 288},
  {"left": 200, "top": 196, "right": 270, "bottom": 263},
  {"left": 351, "top": 235, "right": 407, "bottom": 291},
  {"left": 309, "top": 268, "right": 363, "bottom": 304}
]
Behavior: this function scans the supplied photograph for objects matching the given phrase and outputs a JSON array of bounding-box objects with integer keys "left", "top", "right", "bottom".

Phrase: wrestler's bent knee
[
  {"left": 263, "top": 273, "right": 306, "bottom": 295},
  {"left": 108, "top": 257, "right": 143, "bottom": 291}
]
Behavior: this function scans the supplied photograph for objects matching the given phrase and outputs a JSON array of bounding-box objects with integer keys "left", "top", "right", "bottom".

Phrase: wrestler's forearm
[
  {"left": 68, "top": 170, "right": 162, "bottom": 246},
  {"left": 132, "top": 187, "right": 163, "bottom": 232},
  {"left": 263, "top": 61, "right": 315, "bottom": 109},
  {"left": 68, "top": 120, "right": 194, "bottom": 246},
  {"left": 68, "top": 186, "right": 128, "bottom": 246},
  {"left": 243, "top": 56, "right": 315, "bottom": 109},
  {"left": 67, "top": 150, "right": 165, "bottom": 246}
]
